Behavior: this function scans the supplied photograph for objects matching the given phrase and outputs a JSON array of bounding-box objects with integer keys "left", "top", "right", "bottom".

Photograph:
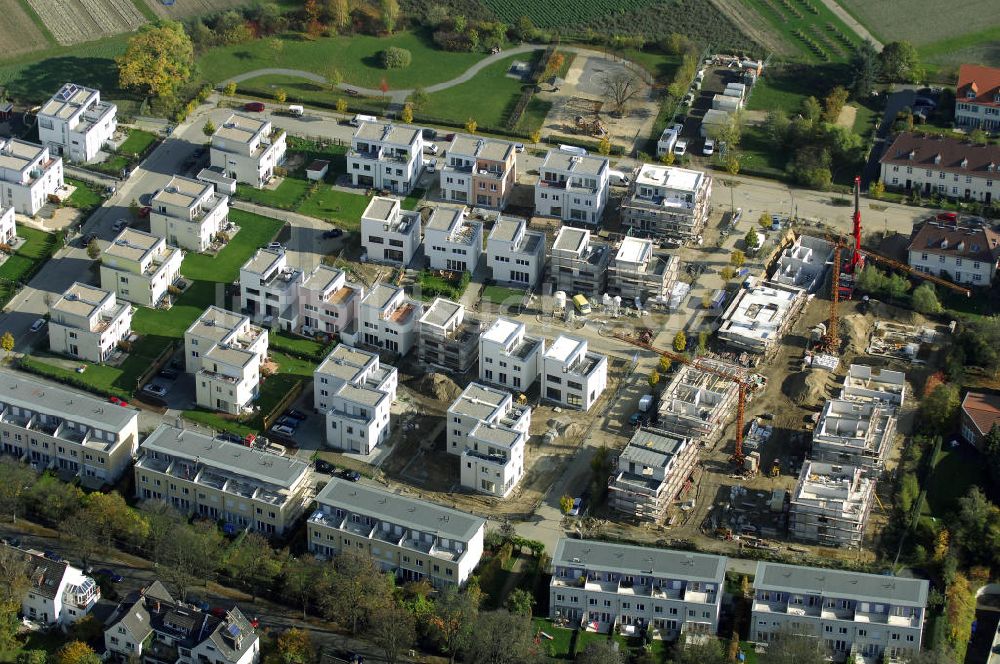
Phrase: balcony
[
  {"left": 585, "top": 577, "right": 621, "bottom": 594},
  {"left": 821, "top": 605, "right": 856, "bottom": 621},
  {"left": 684, "top": 588, "right": 718, "bottom": 605},
  {"left": 349, "top": 147, "right": 381, "bottom": 161},
  {"left": 474, "top": 163, "right": 506, "bottom": 179},
  {"left": 538, "top": 178, "right": 567, "bottom": 189}
]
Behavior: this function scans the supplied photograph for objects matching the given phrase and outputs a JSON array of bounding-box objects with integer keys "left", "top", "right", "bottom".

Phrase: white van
[
  {"left": 350, "top": 113, "right": 377, "bottom": 127},
  {"left": 288, "top": 105, "right": 304, "bottom": 117},
  {"left": 608, "top": 170, "right": 631, "bottom": 187},
  {"left": 558, "top": 144, "right": 588, "bottom": 156}
]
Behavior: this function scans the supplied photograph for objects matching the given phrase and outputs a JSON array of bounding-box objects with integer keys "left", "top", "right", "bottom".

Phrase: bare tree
[
  {"left": 600, "top": 70, "right": 641, "bottom": 116},
  {"left": 368, "top": 601, "right": 415, "bottom": 664}
]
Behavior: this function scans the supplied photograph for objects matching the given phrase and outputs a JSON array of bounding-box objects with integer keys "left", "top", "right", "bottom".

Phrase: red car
[
  {"left": 243, "top": 102, "right": 265, "bottom": 112},
  {"left": 936, "top": 212, "right": 958, "bottom": 222},
  {"left": 139, "top": 206, "right": 151, "bottom": 219}
]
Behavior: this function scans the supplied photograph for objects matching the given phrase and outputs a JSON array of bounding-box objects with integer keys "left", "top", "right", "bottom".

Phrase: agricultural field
[
  {"left": 141, "top": 0, "right": 251, "bottom": 19},
  {"left": 740, "top": 0, "right": 863, "bottom": 63},
  {"left": 834, "top": 0, "right": 1000, "bottom": 48},
  {"left": 482, "top": 0, "right": 659, "bottom": 28},
  {"left": 25, "top": 0, "right": 145, "bottom": 46},
  {"left": 0, "top": 0, "right": 52, "bottom": 57}
]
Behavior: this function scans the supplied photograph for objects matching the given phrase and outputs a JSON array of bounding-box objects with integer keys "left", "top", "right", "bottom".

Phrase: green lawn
[
  {"left": 923, "top": 447, "right": 987, "bottom": 517},
  {"left": 737, "top": 125, "right": 788, "bottom": 179},
  {"left": 0, "top": 226, "right": 58, "bottom": 305},
  {"left": 482, "top": 285, "right": 526, "bottom": 305},
  {"left": 746, "top": 64, "right": 845, "bottom": 113},
  {"left": 65, "top": 178, "right": 104, "bottom": 211},
  {"left": 918, "top": 26, "right": 1000, "bottom": 69},
  {"left": 851, "top": 102, "right": 879, "bottom": 140},
  {"left": 620, "top": 48, "right": 681, "bottom": 83},
  {"left": 183, "top": 211, "right": 283, "bottom": 281},
  {"left": 417, "top": 52, "right": 547, "bottom": 132},
  {"left": 400, "top": 188, "right": 425, "bottom": 211},
  {"left": 270, "top": 331, "right": 333, "bottom": 361},
  {"left": 117, "top": 128, "right": 157, "bottom": 156},
  {"left": 200, "top": 29, "right": 486, "bottom": 88},
  {"left": 531, "top": 619, "right": 574, "bottom": 659},
  {"left": 236, "top": 73, "right": 393, "bottom": 111},
  {"left": 739, "top": 0, "right": 861, "bottom": 63},
  {"left": 236, "top": 178, "right": 312, "bottom": 209},
  {"left": 418, "top": 270, "right": 469, "bottom": 301},
  {"left": 0, "top": 34, "right": 129, "bottom": 103},
  {"left": 296, "top": 188, "right": 372, "bottom": 230}
]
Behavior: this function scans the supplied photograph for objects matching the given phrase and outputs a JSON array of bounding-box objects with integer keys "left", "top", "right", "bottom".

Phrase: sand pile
[
  {"left": 415, "top": 372, "right": 462, "bottom": 403},
  {"left": 783, "top": 369, "right": 831, "bottom": 406}
]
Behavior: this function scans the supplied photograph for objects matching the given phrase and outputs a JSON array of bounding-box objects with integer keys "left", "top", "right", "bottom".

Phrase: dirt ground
[
  {"left": 0, "top": 0, "right": 49, "bottom": 57},
  {"left": 837, "top": 104, "right": 858, "bottom": 130},
  {"left": 141, "top": 0, "right": 249, "bottom": 19}
]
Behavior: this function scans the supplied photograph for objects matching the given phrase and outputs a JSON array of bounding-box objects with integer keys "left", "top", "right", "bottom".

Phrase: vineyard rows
[
  {"left": 26, "top": 0, "right": 145, "bottom": 45},
  {"left": 743, "top": 0, "right": 861, "bottom": 63},
  {"left": 483, "top": 0, "right": 661, "bottom": 29}
]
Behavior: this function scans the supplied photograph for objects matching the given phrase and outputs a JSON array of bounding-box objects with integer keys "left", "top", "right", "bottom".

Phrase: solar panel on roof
[{"left": 227, "top": 623, "right": 241, "bottom": 637}]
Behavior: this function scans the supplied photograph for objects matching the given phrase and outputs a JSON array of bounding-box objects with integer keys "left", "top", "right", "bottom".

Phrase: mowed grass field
[
  {"left": 0, "top": 0, "right": 53, "bottom": 56},
  {"left": 739, "top": 0, "right": 862, "bottom": 63}
]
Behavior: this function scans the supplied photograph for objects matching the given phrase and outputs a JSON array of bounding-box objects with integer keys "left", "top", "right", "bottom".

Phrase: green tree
[
  {"left": 673, "top": 330, "right": 687, "bottom": 352},
  {"left": 730, "top": 249, "right": 745, "bottom": 267},
  {"left": 801, "top": 96, "right": 822, "bottom": 123},
  {"left": 969, "top": 128, "right": 989, "bottom": 145},
  {"left": 160, "top": 519, "right": 225, "bottom": 599},
  {"left": 16, "top": 651, "right": 47, "bottom": 664},
  {"left": 720, "top": 266, "right": 736, "bottom": 280},
  {"left": 428, "top": 584, "right": 480, "bottom": 664},
  {"left": 223, "top": 81, "right": 237, "bottom": 96},
  {"left": 380, "top": 0, "right": 400, "bottom": 33},
  {"left": 758, "top": 212, "right": 771, "bottom": 229},
  {"left": 275, "top": 628, "right": 314, "bottom": 664},
  {"left": 660, "top": 150, "right": 676, "bottom": 165},
  {"left": 921, "top": 383, "right": 960, "bottom": 434},
  {"left": 322, "top": 551, "right": 393, "bottom": 634},
  {"left": 368, "top": 601, "right": 415, "bottom": 664},
  {"left": 464, "top": 610, "right": 541, "bottom": 664},
  {"left": 822, "top": 85, "right": 850, "bottom": 123},
  {"left": 0, "top": 332, "right": 12, "bottom": 352},
  {"left": 0, "top": 545, "right": 31, "bottom": 652},
  {"left": 879, "top": 41, "right": 921, "bottom": 83},
  {"left": 576, "top": 641, "right": 627, "bottom": 664},
  {"left": 325, "top": 0, "right": 349, "bottom": 31},
  {"left": 674, "top": 634, "right": 726, "bottom": 664},
  {"left": 380, "top": 46, "right": 411, "bottom": 69},
  {"left": 227, "top": 532, "right": 281, "bottom": 600},
  {"left": 0, "top": 459, "right": 35, "bottom": 522},
  {"left": 117, "top": 21, "right": 194, "bottom": 99},
  {"left": 202, "top": 119, "right": 216, "bottom": 136},
  {"left": 725, "top": 152, "right": 740, "bottom": 175},
  {"left": 55, "top": 642, "right": 100, "bottom": 664},
  {"left": 870, "top": 179, "right": 885, "bottom": 199},
  {"left": 282, "top": 554, "right": 325, "bottom": 619},
  {"left": 854, "top": 265, "right": 886, "bottom": 294},
  {"left": 850, "top": 39, "right": 879, "bottom": 98},
  {"left": 944, "top": 573, "right": 976, "bottom": 662},
  {"left": 885, "top": 273, "right": 910, "bottom": 302},
  {"left": 409, "top": 87, "right": 428, "bottom": 110},
  {"left": 744, "top": 226, "right": 759, "bottom": 253},
  {"left": 506, "top": 588, "right": 535, "bottom": 617},
  {"left": 648, "top": 369, "right": 660, "bottom": 390},
  {"left": 559, "top": 495, "right": 574, "bottom": 514},
  {"left": 912, "top": 283, "right": 943, "bottom": 314},
  {"left": 275, "top": 88, "right": 287, "bottom": 104}
]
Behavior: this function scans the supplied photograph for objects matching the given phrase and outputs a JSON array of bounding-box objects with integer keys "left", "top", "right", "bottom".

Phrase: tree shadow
[
  {"left": 8, "top": 56, "right": 121, "bottom": 103},
  {"left": 232, "top": 51, "right": 255, "bottom": 62}
]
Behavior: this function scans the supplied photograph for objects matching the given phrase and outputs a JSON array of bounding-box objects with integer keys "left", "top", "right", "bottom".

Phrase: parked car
[
  {"left": 673, "top": 140, "right": 688, "bottom": 156},
  {"left": 425, "top": 158, "right": 438, "bottom": 173},
  {"left": 275, "top": 415, "right": 299, "bottom": 429},
  {"left": 188, "top": 597, "right": 210, "bottom": 611},
  {"left": 702, "top": 139, "right": 715, "bottom": 156},
  {"left": 315, "top": 459, "right": 334, "bottom": 474},
  {"left": 157, "top": 368, "right": 179, "bottom": 380},
  {"left": 322, "top": 228, "right": 344, "bottom": 239},
  {"left": 82, "top": 233, "right": 96, "bottom": 246},
  {"left": 243, "top": 102, "right": 266, "bottom": 112},
  {"left": 628, "top": 411, "right": 648, "bottom": 427},
  {"left": 143, "top": 383, "right": 167, "bottom": 397},
  {"left": 29, "top": 318, "right": 46, "bottom": 333},
  {"left": 139, "top": 206, "right": 151, "bottom": 218},
  {"left": 96, "top": 568, "right": 124, "bottom": 583},
  {"left": 272, "top": 424, "right": 295, "bottom": 437},
  {"left": 568, "top": 497, "right": 583, "bottom": 517},
  {"left": 267, "top": 242, "right": 283, "bottom": 250},
  {"left": 514, "top": 143, "right": 525, "bottom": 153},
  {"left": 421, "top": 128, "right": 437, "bottom": 140},
  {"left": 217, "top": 431, "right": 242, "bottom": 444},
  {"left": 112, "top": 218, "right": 128, "bottom": 232},
  {"left": 285, "top": 409, "right": 308, "bottom": 421},
  {"left": 103, "top": 185, "right": 116, "bottom": 195},
  {"left": 425, "top": 143, "right": 439, "bottom": 155},
  {"left": 44, "top": 550, "right": 62, "bottom": 562},
  {"left": 341, "top": 469, "right": 361, "bottom": 482}
]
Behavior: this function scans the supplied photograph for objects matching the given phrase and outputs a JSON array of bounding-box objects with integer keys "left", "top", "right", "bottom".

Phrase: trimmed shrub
[{"left": 380, "top": 46, "right": 412, "bottom": 69}]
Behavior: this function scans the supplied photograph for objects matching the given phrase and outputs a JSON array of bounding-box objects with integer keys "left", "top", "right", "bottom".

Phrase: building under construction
[
  {"left": 656, "top": 359, "right": 742, "bottom": 442},
  {"left": 789, "top": 461, "right": 875, "bottom": 548},
  {"left": 811, "top": 399, "right": 897, "bottom": 472},
  {"left": 717, "top": 281, "right": 807, "bottom": 354},
  {"left": 607, "top": 428, "right": 697, "bottom": 522}
]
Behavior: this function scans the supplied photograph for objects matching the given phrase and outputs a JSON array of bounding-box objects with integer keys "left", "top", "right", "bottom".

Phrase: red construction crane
[{"left": 613, "top": 333, "right": 752, "bottom": 465}]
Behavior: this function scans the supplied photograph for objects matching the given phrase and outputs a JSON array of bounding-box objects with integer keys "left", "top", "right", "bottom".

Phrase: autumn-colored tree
[
  {"left": 544, "top": 52, "right": 565, "bottom": 80},
  {"left": 870, "top": 179, "right": 885, "bottom": 199},
  {"left": 400, "top": 103, "right": 413, "bottom": 124},
  {"left": 758, "top": 211, "right": 771, "bottom": 229},
  {"left": 380, "top": 0, "right": 400, "bottom": 33},
  {"left": 559, "top": 495, "right": 574, "bottom": 514},
  {"left": 465, "top": 118, "right": 477, "bottom": 134},
  {"left": 730, "top": 249, "right": 746, "bottom": 267},
  {"left": 117, "top": 21, "right": 194, "bottom": 99},
  {"left": 267, "top": 37, "right": 284, "bottom": 60},
  {"left": 598, "top": 136, "right": 611, "bottom": 155},
  {"left": 648, "top": 369, "right": 660, "bottom": 390},
  {"left": 720, "top": 266, "right": 735, "bottom": 280},
  {"left": 379, "top": 78, "right": 390, "bottom": 96},
  {"left": 658, "top": 356, "right": 671, "bottom": 373},
  {"left": 0, "top": 332, "right": 13, "bottom": 352},
  {"left": 276, "top": 628, "right": 314, "bottom": 664},
  {"left": 56, "top": 641, "right": 100, "bottom": 664},
  {"left": 945, "top": 573, "right": 975, "bottom": 661},
  {"left": 326, "top": 0, "right": 350, "bottom": 31},
  {"left": 335, "top": 98, "right": 348, "bottom": 113},
  {"left": 933, "top": 529, "right": 950, "bottom": 563},
  {"left": 273, "top": 88, "right": 286, "bottom": 104},
  {"left": 304, "top": 0, "right": 323, "bottom": 38},
  {"left": 659, "top": 150, "right": 675, "bottom": 165},
  {"left": 673, "top": 330, "right": 687, "bottom": 352},
  {"left": 530, "top": 130, "right": 541, "bottom": 144},
  {"left": 822, "top": 85, "right": 850, "bottom": 123}
]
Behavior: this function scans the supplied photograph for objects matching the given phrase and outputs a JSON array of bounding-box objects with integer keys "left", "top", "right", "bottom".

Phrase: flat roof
[
  {"left": 754, "top": 561, "right": 928, "bottom": 607},
  {"left": 0, "top": 372, "right": 136, "bottom": 432},
  {"left": 553, "top": 538, "right": 726, "bottom": 583},
  {"left": 186, "top": 306, "right": 248, "bottom": 343},
  {"left": 152, "top": 175, "right": 210, "bottom": 210},
  {"left": 241, "top": 248, "right": 284, "bottom": 276},
  {"left": 482, "top": 318, "right": 522, "bottom": 346},
  {"left": 204, "top": 344, "right": 255, "bottom": 369},
  {"left": 425, "top": 206, "right": 464, "bottom": 233},
  {"left": 363, "top": 283, "right": 401, "bottom": 311},
  {"left": 489, "top": 217, "right": 523, "bottom": 243},
  {"left": 40, "top": 83, "right": 99, "bottom": 121},
  {"left": 419, "top": 297, "right": 462, "bottom": 328},
  {"left": 362, "top": 196, "right": 398, "bottom": 222},
  {"left": 541, "top": 150, "right": 608, "bottom": 176},
  {"left": 545, "top": 335, "right": 585, "bottom": 363},
  {"left": 336, "top": 383, "right": 387, "bottom": 408},
  {"left": 616, "top": 236, "right": 654, "bottom": 264},
  {"left": 302, "top": 264, "right": 344, "bottom": 293},
  {"left": 105, "top": 228, "right": 162, "bottom": 263},
  {"left": 316, "top": 344, "right": 379, "bottom": 385},
  {"left": 316, "top": 478, "right": 485, "bottom": 542},
  {"left": 355, "top": 122, "right": 420, "bottom": 146},
  {"left": 635, "top": 164, "right": 704, "bottom": 192},
  {"left": 51, "top": 282, "right": 112, "bottom": 319},
  {"left": 214, "top": 114, "right": 267, "bottom": 144},
  {"left": 449, "top": 382, "right": 508, "bottom": 420},
  {"left": 448, "top": 135, "right": 513, "bottom": 161},
  {"left": 0, "top": 139, "right": 46, "bottom": 172},
  {"left": 620, "top": 429, "right": 690, "bottom": 469},
  {"left": 553, "top": 226, "right": 589, "bottom": 253},
  {"left": 141, "top": 424, "right": 308, "bottom": 489}
]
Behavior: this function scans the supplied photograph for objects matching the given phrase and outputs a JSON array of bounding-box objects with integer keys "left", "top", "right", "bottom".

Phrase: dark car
[
  {"left": 2, "top": 537, "right": 20, "bottom": 548},
  {"left": 276, "top": 415, "right": 299, "bottom": 429},
  {"left": 217, "top": 431, "right": 242, "bottom": 444},
  {"left": 341, "top": 469, "right": 362, "bottom": 482},
  {"left": 210, "top": 606, "right": 228, "bottom": 618},
  {"left": 628, "top": 412, "right": 648, "bottom": 427},
  {"left": 188, "top": 597, "right": 210, "bottom": 611},
  {"left": 285, "top": 409, "right": 308, "bottom": 421},
  {"left": 158, "top": 368, "right": 179, "bottom": 380},
  {"left": 44, "top": 550, "right": 63, "bottom": 562},
  {"left": 322, "top": 228, "right": 344, "bottom": 239},
  {"left": 315, "top": 459, "right": 334, "bottom": 474},
  {"left": 244, "top": 101, "right": 266, "bottom": 112},
  {"left": 82, "top": 233, "right": 97, "bottom": 245},
  {"left": 421, "top": 128, "right": 437, "bottom": 140},
  {"left": 96, "top": 568, "right": 124, "bottom": 583}
]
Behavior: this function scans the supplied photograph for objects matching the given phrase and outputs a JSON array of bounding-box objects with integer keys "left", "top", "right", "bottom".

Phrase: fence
[
  {"left": 261, "top": 378, "right": 304, "bottom": 432},
  {"left": 134, "top": 341, "right": 179, "bottom": 394}
]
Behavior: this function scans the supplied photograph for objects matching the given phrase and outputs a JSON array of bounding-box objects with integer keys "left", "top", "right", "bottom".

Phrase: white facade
[
  {"left": 717, "top": 281, "right": 806, "bottom": 354},
  {"left": 542, "top": 335, "right": 607, "bottom": 411},
  {"left": 14, "top": 546, "right": 99, "bottom": 626},
  {"left": 534, "top": 150, "right": 610, "bottom": 225},
  {"left": 549, "top": 226, "right": 610, "bottom": 299},
  {"left": 550, "top": 538, "right": 727, "bottom": 640},
  {"left": 360, "top": 196, "right": 421, "bottom": 266},
  {"left": 879, "top": 132, "right": 999, "bottom": 205},
  {"left": 417, "top": 298, "right": 481, "bottom": 373},
  {"left": 751, "top": 562, "right": 928, "bottom": 662},
  {"left": 954, "top": 64, "right": 1000, "bottom": 132},
  {"left": 0, "top": 373, "right": 139, "bottom": 482},
  {"left": 239, "top": 247, "right": 303, "bottom": 331},
  {"left": 100, "top": 228, "right": 183, "bottom": 308},
  {"left": 314, "top": 345, "right": 397, "bottom": 455},
  {"left": 486, "top": 216, "right": 546, "bottom": 288},
  {"left": 299, "top": 264, "right": 363, "bottom": 336},
  {"left": 621, "top": 164, "right": 712, "bottom": 242},
  {"left": 0, "top": 206, "right": 14, "bottom": 246},
  {"left": 424, "top": 205, "right": 482, "bottom": 272},
  {"left": 48, "top": 282, "right": 133, "bottom": 364},
  {"left": 185, "top": 306, "right": 268, "bottom": 415},
  {"left": 37, "top": 83, "right": 116, "bottom": 163},
  {"left": 0, "top": 138, "right": 64, "bottom": 216},
  {"left": 149, "top": 175, "right": 229, "bottom": 252},
  {"left": 348, "top": 282, "right": 422, "bottom": 357},
  {"left": 447, "top": 383, "right": 531, "bottom": 498},
  {"left": 906, "top": 221, "right": 999, "bottom": 286},
  {"left": 210, "top": 113, "right": 286, "bottom": 188},
  {"left": 308, "top": 478, "right": 486, "bottom": 586},
  {"left": 478, "top": 318, "right": 544, "bottom": 393},
  {"left": 789, "top": 461, "right": 875, "bottom": 548},
  {"left": 608, "top": 236, "right": 680, "bottom": 301},
  {"left": 347, "top": 122, "right": 424, "bottom": 194},
  {"left": 812, "top": 399, "right": 897, "bottom": 472}
]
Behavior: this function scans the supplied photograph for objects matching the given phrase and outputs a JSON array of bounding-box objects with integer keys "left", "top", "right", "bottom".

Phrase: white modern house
[
  {"left": 542, "top": 335, "right": 608, "bottom": 411},
  {"left": 549, "top": 538, "right": 727, "bottom": 640},
  {"left": 479, "top": 318, "right": 544, "bottom": 393},
  {"left": 447, "top": 382, "right": 531, "bottom": 498},
  {"left": 534, "top": 150, "right": 610, "bottom": 225},
  {"left": 751, "top": 562, "right": 928, "bottom": 662},
  {"left": 185, "top": 306, "right": 268, "bottom": 415},
  {"left": 100, "top": 228, "right": 183, "bottom": 308},
  {"left": 486, "top": 216, "right": 545, "bottom": 288},
  {"left": 314, "top": 344, "right": 397, "bottom": 455},
  {"left": 417, "top": 298, "right": 481, "bottom": 373},
  {"left": 440, "top": 135, "right": 517, "bottom": 208},
  {"left": 308, "top": 478, "right": 486, "bottom": 586},
  {"left": 344, "top": 282, "right": 422, "bottom": 357},
  {"left": 210, "top": 113, "right": 286, "bottom": 188},
  {"left": 149, "top": 175, "right": 230, "bottom": 252},
  {"left": 0, "top": 138, "right": 64, "bottom": 216},
  {"left": 8, "top": 544, "right": 99, "bottom": 626},
  {"left": 37, "top": 83, "right": 117, "bottom": 163},
  {"left": 299, "top": 264, "right": 364, "bottom": 336},
  {"left": 0, "top": 206, "right": 15, "bottom": 246},
  {"left": 0, "top": 373, "right": 139, "bottom": 482},
  {"left": 608, "top": 236, "right": 680, "bottom": 301},
  {"left": 135, "top": 424, "right": 310, "bottom": 536},
  {"left": 347, "top": 122, "right": 424, "bottom": 194},
  {"left": 105, "top": 581, "right": 260, "bottom": 664},
  {"left": 48, "top": 282, "right": 133, "bottom": 364},
  {"left": 360, "top": 196, "right": 422, "bottom": 266},
  {"left": 424, "top": 205, "right": 482, "bottom": 272},
  {"left": 239, "top": 247, "right": 304, "bottom": 331},
  {"left": 906, "top": 221, "right": 999, "bottom": 286},
  {"left": 879, "top": 132, "right": 1000, "bottom": 205},
  {"left": 549, "top": 226, "right": 610, "bottom": 299},
  {"left": 620, "top": 164, "right": 713, "bottom": 242}
]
